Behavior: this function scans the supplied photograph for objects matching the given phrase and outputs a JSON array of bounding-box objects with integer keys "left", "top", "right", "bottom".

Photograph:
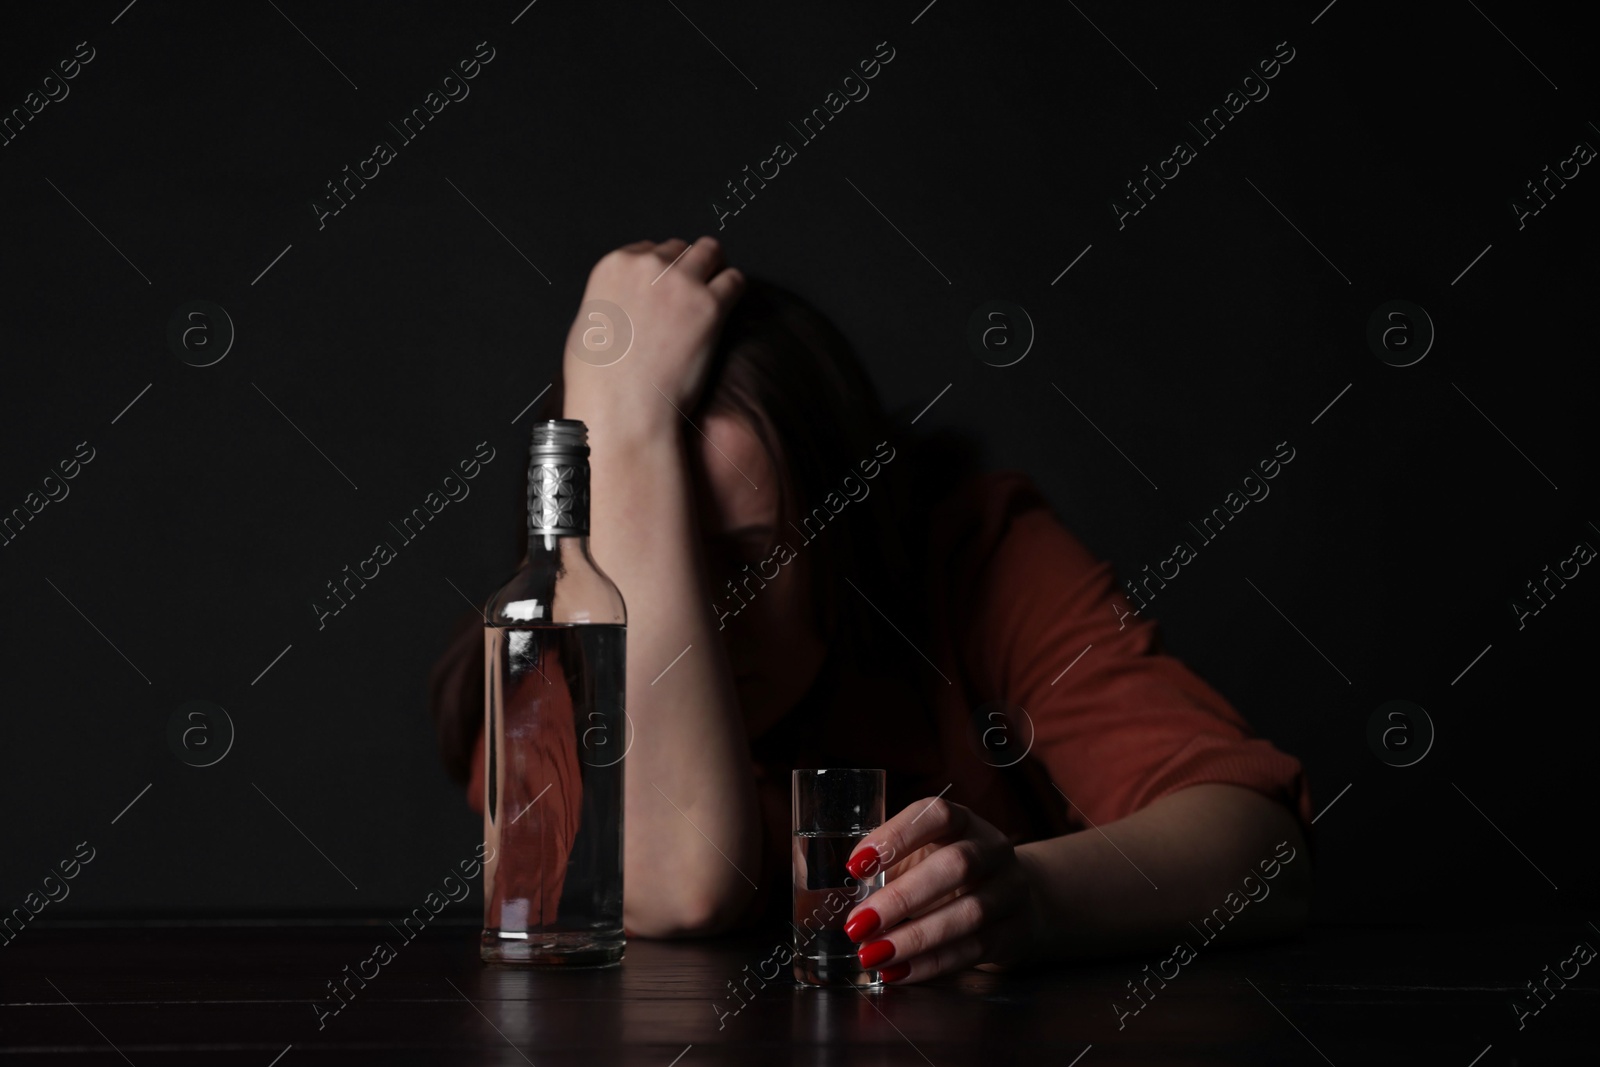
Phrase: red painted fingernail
[
  {"left": 857, "top": 939, "right": 895, "bottom": 969},
  {"left": 844, "top": 907, "right": 880, "bottom": 943},
  {"left": 878, "top": 962, "right": 911, "bottom": 983},
  {"left": 845, "top": 845, "right": 880, "bottom": 880}
]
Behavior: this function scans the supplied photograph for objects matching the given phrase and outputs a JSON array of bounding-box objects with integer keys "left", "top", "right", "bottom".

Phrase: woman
[{"left": 430, "top": 237, "right": 1313, "bottom": 983}]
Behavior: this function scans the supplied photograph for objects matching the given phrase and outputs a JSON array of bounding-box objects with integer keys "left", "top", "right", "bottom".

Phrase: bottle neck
[{"left": 527, "top": 530, "right": 589, "bottom": 558}]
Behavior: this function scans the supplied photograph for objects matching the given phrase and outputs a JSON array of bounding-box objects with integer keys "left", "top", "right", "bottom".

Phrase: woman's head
[{"left": 536, "top": 277, "right": 979, "bottom": 737}]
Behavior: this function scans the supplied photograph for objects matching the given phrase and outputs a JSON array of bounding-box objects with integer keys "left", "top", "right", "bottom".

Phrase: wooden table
[{"left": 1, "top": 923, "right": 1590, "bottom": 1064}]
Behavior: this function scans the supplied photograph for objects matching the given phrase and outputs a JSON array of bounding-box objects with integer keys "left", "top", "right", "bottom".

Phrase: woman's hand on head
[
  {"left": 840, "top": 797, "right": 1041, "bottom": 984},
  {"left": 562, "top": 237, "right": 746, "bottom": 435}
]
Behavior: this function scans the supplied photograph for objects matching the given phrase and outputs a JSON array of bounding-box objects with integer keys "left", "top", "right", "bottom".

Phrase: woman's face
[{"left": 692, "top": 410, "right": 828, "bottom": 737}]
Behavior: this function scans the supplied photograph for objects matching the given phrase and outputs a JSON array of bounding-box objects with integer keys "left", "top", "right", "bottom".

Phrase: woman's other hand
[
  {"left": 840, "top": 797, "right": 1041, "bottom": 983},
  {"left": 562, "top": 237, "right": 746, "bottom": 436}
]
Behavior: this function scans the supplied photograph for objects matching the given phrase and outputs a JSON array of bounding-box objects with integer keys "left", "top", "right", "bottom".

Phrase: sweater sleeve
[{"left": 957, "top": 479, "right": 1312, "bottom": 830}]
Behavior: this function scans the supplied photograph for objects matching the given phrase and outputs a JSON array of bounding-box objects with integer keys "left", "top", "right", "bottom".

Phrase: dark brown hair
[{"left": 695, "top": 279, "right": 937, "bottom": 664}]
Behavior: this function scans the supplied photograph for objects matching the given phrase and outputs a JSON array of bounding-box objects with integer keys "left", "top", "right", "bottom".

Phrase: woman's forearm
[
  {"left": 1013, "top": 784, "right": 1311, "bottom": 963},
  {"left": 567, "top": 394, "right": 761, "bottom": 936}
]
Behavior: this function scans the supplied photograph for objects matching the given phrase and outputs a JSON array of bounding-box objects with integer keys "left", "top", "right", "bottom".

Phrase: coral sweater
[{"left": 462, "top": 469, "right": 1312, "bottom": 927}]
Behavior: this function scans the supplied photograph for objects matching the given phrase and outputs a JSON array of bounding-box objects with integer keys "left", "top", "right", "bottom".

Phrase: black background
[{"left": 1, "top": 0, "right": 1594, "bottom": 939}]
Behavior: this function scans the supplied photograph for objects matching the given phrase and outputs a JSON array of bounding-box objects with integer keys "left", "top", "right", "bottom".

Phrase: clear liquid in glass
[{"left": 792, "top": 830, "right": 883, "bottom": 986}]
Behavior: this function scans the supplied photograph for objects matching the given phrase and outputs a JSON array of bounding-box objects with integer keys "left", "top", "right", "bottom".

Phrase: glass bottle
[{"left": 481, "top": 419, "right": 627, "bottom": 966}]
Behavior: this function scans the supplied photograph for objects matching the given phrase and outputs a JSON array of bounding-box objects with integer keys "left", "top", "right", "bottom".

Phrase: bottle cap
[{"left": 530, "top": 418, "right": 589, "bottom": 458}]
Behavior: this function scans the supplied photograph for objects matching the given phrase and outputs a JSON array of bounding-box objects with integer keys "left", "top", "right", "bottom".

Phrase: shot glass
[{"left": 791, "top": 768, "right": 886, "bottom": 987}]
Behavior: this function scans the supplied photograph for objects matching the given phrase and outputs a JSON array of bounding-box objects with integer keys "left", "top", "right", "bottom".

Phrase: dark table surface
[{"left": 1, "top": 922, "right": 1592, "bottom": 1065}]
